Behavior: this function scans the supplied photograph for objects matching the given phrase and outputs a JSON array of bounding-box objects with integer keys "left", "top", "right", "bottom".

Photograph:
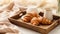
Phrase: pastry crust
[
  {"left": 42, "top": 17, "right": 52, "bottom": 25},
  {"left": 21, "top": 10, "right": 39, "bottom": 22},
  {"left": 31, "top": 17, "right": 40, "bottom": 25},
  {"left": 31, "top": 16, "right": 52, "bottom": 25},
  {"left": 21, "top": 13, "right": 33, "bottom": 22},
  {"left": 38, "top": 16, "right": 43, "bottom": 23}
]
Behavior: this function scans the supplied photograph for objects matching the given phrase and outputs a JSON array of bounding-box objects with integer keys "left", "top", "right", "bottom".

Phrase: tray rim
[
  {"left": 8, "top": 16, "right": 59, "bottom": 34},
  {"left": 8, "top": 12, "right": 60, "bottom": 34}
]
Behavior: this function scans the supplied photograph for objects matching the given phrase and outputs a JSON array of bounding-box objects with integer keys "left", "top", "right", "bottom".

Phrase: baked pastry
[
  {"left": 31, "top": 16, "right": 52, "bottom": 25},
  {"left": 38, "top": 16, "right": 52, "bottom": 25},
  {"left": 31, "top": 16, "right": 42, "bottom": 25},
  {"left": 21, "top": 11, "right": 39, "bottom": 22},
  {"left": 38, "top": 16, "right": 43, "bottom": 22},
  {"left": 21, "top": 13, "right": 34, "bottom": 22},
  {"left": 31, "top": 17, "right": 40, "bottom": 25}
]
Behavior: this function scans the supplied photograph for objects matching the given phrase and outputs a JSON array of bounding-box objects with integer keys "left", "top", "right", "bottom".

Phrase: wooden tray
[{"left": 8, "top": 12, "right": 60, "bottom": 34}]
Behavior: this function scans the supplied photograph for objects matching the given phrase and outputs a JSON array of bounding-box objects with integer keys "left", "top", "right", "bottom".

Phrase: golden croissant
[
  {"left": 31, "top": 17, "right": 40, "bottom": 25},
  {"left": 21, "top": 13, "right": 34, "bottom": 22},
  {"left": 21, "top": 11, "right": 39, "bottom": 22},
  {"left": 31, "top": 16, "right": 52, "bottom": 25}
]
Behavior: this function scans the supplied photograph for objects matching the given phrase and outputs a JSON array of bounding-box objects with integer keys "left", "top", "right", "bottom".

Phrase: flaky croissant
[
  {"left": 31, "top": 17, "right": 40, "bottom": 25},
  {"left": 21, "top": 11, "right": 39, "bottom": 22},
  {"left": 38, "top": 16, "right": 52, "bottom": 25},
  {"left": 41, "top": 17, "right": 52, "bottom": 25},
  {"left": 21, "top": 13, "right": 34, "bottom": 22},
  {"left": 31, "top": 16, "right": 52, "bottom": 25}
]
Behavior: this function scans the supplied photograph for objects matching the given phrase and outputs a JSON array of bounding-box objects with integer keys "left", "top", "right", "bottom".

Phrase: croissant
[
  {"left": 38, "top": 16, "right": 43, "bottom": 22},
  {"left": 38, "top": 16, "right": 52, "bottom": 25},
  {"left": 21, "top": 13, "right": 34, "bottom": 22},
  {"left": 41, "top": 17, "right": 52, "bottom": 25},
  {"left": 31, "top": 16, "right": 52, "bottom": 25},
  {"left": 21, "top": 11, "right": 39, "bottom": 22},
  {"left": 31, "top": 17, "right": 40, "bottom": 25}
]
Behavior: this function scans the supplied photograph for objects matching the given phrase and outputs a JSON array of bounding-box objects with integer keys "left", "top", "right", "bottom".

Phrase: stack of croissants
[{"left": 21, "top": 11, "right": 52, "bottom": 25}]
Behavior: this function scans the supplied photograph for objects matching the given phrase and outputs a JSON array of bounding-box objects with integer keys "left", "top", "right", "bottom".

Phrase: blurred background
[
  {"left": 58, "top": 0, "right": 60, "bottom": 16},
  {"left": 0, "top": 0, "right": 59, "bottom": 16}
]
